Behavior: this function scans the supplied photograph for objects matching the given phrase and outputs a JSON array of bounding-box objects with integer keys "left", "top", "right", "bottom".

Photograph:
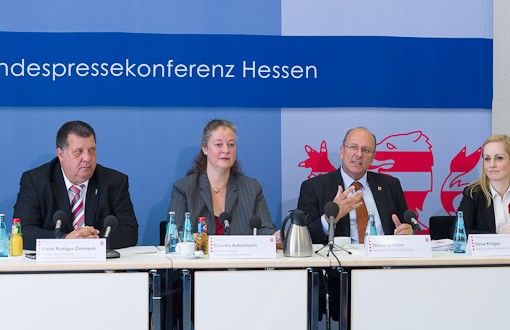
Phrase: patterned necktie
[
  {"left": 70, "top": 185, "right": 85, "bottom": 227},
  {"left": 352, "top": 181, "right": 369, "bottom": 243}
]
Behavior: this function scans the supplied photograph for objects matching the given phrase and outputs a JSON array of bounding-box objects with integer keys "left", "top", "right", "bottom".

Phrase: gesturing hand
[{"left": 331, "top": 185, "right": 365, "bottom": 223}]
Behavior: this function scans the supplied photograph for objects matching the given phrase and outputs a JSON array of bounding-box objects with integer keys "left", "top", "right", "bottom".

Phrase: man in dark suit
[
  {"left": 298, "top": 127, "right": 412, "bottom": 244},
  {"left": 13, "top": 121, "right": 138, "bottom": 250},
  {"left": 298, "top": 127, "right": 412, "bottom": 322}
]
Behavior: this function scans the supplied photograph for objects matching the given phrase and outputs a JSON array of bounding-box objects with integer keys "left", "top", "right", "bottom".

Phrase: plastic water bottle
[
  {"left": 0, "top": 214, "right": 9, "bottom": 257},
  {"left": 453, "top": 211, "right": 467, "bottom": 253},
  {"left": 164, "top": 211, "right": 179, "bottom": 253},
  {"left": 181, "top": 212, "right": 194, "bottom": 243},
  {"left": 364, "top": 212, "right": 377, "bottom": 246}
]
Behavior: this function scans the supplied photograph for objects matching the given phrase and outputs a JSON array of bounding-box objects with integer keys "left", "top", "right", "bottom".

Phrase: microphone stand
[
  {"left": 106, "top": 245, "right": 120, "bottom": 259},
  {"left": 315, "top": 215, "right": 352, "bottom": 256},
  {"left": 314, "top": 210, "right": 349, "bottom": 330},
  {"left": 315, "top": 239, "right": 352, "bottom": 256}
]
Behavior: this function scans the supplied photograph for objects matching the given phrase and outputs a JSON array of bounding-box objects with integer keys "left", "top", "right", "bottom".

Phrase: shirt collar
[
  {"left": 340, "top": 166, "right": 369, "bottom": 190},
  {"left": 489, "top": 184, "right": 510, "bottom": 199},
  {"left": 61, "top": 168, "right": 89, "bottom": 191}
]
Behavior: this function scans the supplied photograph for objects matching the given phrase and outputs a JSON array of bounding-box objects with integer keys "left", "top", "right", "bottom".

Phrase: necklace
[{"left": 212, "top": 186, "right": 226, "bottom": 194}]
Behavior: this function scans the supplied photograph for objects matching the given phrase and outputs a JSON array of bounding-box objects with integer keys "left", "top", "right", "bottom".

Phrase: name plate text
[
  {"left": 36, "top": 238, "right": 106, "bottom": 262},
  {"left": 468, "top": 234, "right": 510, "bottom": 256},
  {"left": 209, "top": 235, "right": 276, "bottom": 259},
  {"left": 365, "top": 235, "right": 432, "bottom": 258}
]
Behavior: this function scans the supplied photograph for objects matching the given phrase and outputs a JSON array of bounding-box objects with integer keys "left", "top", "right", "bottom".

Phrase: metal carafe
[{"left": 280, "top": 209, "right": 313, "bottom": 257}]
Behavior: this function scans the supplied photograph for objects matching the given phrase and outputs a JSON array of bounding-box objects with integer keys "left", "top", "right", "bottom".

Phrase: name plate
[
  {"left": 365, "top": 235, "right": 432, "bottom": 258},
  {"left": 36, "top": 238, "right": 106, "bottom": 262},
  {"left": 209, "top": 235, "right": 276, "bottom": 259},
  {"left": 467, "top": 234, "right": 510, "bottom": 256}
]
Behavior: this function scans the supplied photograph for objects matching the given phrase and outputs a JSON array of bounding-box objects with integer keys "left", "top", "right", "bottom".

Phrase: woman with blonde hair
[{"left": 458, "top": 134, "right": 510, "bottom": 234}]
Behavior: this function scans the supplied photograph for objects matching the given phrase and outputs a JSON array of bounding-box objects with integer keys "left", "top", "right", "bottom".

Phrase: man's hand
[
  {"left": 65, "top": 225, "right": 100, "bottom": 239},
  {"left": 392, "top": 214, "right": 413, "bottom": 235},
  {"left": 332, "top": 185, "right": 364, "bottom": 223},
  {"left": 274, "top": 230, "right": 284, "bottom": 250}
]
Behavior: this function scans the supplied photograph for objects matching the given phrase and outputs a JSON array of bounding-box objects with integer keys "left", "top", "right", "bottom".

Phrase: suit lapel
[
  {"left": 50, "top": 161, "right": 74, "bottom": 231},
  {"left": 198, "top": 173, "right": 214, "bottom": 216},
  {"left": 225, "top": 176, "right": 239, "bottom": 214},
  {"left": 367, "top": 172, "right": 391, "bottom": 233},
  {"left": 482, "top": 195, "right": 496, "bottom": 233},
  {"left": 85, "top": 173, "right": 99, "bottom": 227}
]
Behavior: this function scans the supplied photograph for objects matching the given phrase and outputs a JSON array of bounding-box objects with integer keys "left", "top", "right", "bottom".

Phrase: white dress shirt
[
  {"left": 62, "top": 169, "right": 89, "bottom": 212},
  {"left": 490, "top": 184, "right": 510, "bottom": 233},
  {"left": 321, "top": 167, "right": 384, "bottom": 243}
]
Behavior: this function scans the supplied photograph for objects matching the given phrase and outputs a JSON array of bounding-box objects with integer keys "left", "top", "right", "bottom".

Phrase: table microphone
[
  {"left": 249, "top": 215, "right": 262, "bottom": 235},
  {"left": 219, "top": 211, "right": 232, "bottom": 235},
  {"left": 53, "top": 210, "right": 67, "bottom": 239},
  {"left": 324, "top": 202, "right": 339, "bottom": 247},
  {"left": 103, "top": 215, "right": 120, "bottom": 259},
  {"left": 404, "top": 210, "right": 421, "bottom": 233},
  {"left": 322, "top": 202, "right": 351, "bottom": 255}
]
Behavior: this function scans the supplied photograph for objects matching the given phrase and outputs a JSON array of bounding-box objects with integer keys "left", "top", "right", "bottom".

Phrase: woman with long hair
[
  {"left": 169, "top": 119, "right": 277, "bottom": 235},
  {"left": 459, "top": 134, "right": 510, "bottom": 234}
]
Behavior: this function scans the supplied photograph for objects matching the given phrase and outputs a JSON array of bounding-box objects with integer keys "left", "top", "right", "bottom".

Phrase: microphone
[
  {"left": 324, "top": 202, "right": 339, "bottom": 246},
  {"left": 104, "top": 215, "right": 117, "bottom": 239},
  {"left": 404, "top": 210, "right": 421, "bottom": 233},
  {"left": 53, "top": 210, "right": 67, "bottom": 239},
  {"left": 103, "top": 215, "right": 120, "bottom": 259},
  {"left": 219, "top": 211, "right": 232, "bottom": 235},
  {"left": 249, "top": 215, "right": 262, "bottom": 235}
]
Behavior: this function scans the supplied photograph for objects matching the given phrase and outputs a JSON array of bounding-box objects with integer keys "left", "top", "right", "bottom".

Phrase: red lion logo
[
  {"left": 440, "top": 146, "right": 482, "bottom": 215},
  {"left": 369, "top": 131, "right": 433, "bottom": 232},
  {"left": 298, "top": 140, "right": 336, "bottom": 179},
  {"left": 298, "top": 132, "right": 480, "bottom": 232}
]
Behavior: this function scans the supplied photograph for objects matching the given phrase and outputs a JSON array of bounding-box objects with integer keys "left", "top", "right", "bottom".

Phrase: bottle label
[{"left": 198, "top": 222, "right": 207, "bottom": 233}]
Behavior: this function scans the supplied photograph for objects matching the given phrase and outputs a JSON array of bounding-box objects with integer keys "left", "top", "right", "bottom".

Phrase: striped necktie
[{"left": 70, "top": 185, "right": 85, "bottom": 227}]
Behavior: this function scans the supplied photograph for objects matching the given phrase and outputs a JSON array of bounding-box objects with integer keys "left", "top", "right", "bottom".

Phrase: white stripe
[
  {"left": 282, "top": 0, "right": 493, "bottom": 38},
  {"left": 382, "top": 172, "right": 432, "bottom": 191}
]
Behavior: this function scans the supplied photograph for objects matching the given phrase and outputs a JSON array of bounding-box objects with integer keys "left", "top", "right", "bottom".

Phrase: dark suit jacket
[
  {"left": 458, "top": 186, "right": 496, "bottom": 235},
  {"left": 13, "top": 157, "right": 139, "bottom": 250},
  {"left": 169, "top": 172, "right": 276, "bottom": 235},
  {"left": 298, "top": 169, "right": 408, "bottom": 244}
]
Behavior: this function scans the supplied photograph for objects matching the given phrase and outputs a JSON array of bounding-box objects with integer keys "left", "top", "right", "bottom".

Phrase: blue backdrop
[{"left": 0, "top": 0, "right": 493, "bottom": 244}]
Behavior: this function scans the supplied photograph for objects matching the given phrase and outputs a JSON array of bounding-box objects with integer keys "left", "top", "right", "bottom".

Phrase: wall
[
  {"left": 494, "top": 0, "right": 510, "bottom": 133},
  {"left": 0, "top": 1, "right": 494, "bottom": 244}
]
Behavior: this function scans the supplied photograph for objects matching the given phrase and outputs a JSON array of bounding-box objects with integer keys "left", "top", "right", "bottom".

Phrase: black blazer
[
  {"left": 169, "top": 172, "right": 276, "bottom": 235},
  {"left": 458, "top": 186, "right": 496, "bottom": 235},
  {"left": 298, "top": 169, "right": 408, "bottom": 244},
  {"left": 13, "top": 157, "right": 139, "bottom": 250}
]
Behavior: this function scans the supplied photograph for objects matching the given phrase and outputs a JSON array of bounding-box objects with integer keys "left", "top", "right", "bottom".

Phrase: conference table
[
  {"left": 0, "top": 246, "right": 171, "bottom": 330},
  {"left": 319, "top": 244, "right": 510, "bottom": 330},
  {"left": 0, "top": 246, "right": 331, "bottom": 330},
  {"left": 170, "top": 249, "right": 331, "bottom": 330},
  {"left": 4, "top": 244, "right": 510, "bottom": 330}
]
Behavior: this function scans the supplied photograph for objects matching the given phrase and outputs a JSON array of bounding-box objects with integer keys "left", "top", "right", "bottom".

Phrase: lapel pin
[{"left": 378, "top": 186, "right": 382, "bottom": 191}]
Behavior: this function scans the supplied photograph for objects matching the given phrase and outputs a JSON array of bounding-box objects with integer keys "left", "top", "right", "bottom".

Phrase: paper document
[{"left": 431, "top": 239, "right": 453, "bottom": 251}]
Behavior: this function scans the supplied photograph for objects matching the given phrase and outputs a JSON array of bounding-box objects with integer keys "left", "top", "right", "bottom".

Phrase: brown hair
[{"left": 187, "top": 119, "right": 241, "bottom": 175}]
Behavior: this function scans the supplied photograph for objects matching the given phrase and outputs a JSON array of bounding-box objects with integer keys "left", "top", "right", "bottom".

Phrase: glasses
[{"left": 343, "top": 144, "right": 374, "bottom": 155}]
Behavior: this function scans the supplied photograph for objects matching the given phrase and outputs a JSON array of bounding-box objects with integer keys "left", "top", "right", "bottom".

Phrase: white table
[
  {"left": 169, "top": 249, "right": 331, "bottom": 330},
  {"left": 0, "top": 246, "right": 172, "bottom": 330},
  {"left": 318, "top": 244, "right": 510, "bottom": 330}
]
